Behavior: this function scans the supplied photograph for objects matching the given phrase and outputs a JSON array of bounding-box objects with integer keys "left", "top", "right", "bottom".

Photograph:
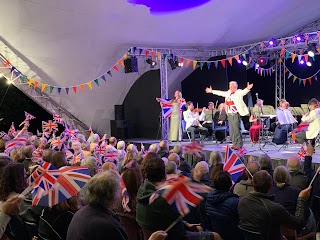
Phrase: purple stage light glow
[
  {"left": 299, "top": 60, "right": 305, "bottom": 65},
  {"left": 237, "top": 59, "right": 242, "bottom": 64},
  {"left": 127, "top": 0, "right": 212, "bottom": 14},
  {"left": 269, "top": 40, "right": 274, "bottom": 46}
]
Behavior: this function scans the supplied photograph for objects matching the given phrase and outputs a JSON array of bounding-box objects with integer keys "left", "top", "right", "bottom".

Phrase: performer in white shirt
[
  {"left": 183, "top": 101, "right": 208, "bottom": 141},
  {"left": 295, "top": 98, "right": 320, "bottom": 147},
  {"left": 205, "top": 81, "right": 253, "bottom": 149}
]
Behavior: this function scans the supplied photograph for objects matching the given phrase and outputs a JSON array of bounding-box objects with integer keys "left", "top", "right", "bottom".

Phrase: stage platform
[{"left": 126, "top": 138, "right": 320, "bottom": 169}]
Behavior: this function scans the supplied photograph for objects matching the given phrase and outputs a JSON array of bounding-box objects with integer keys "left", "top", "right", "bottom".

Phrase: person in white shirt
[
  {"left": 183, "top": 101, "right": 208, "bottom": 141},
  {"left": 205, "top": 81, "right": 253, "bottom": 149},
  {"left": 295, "top": 98, "right": 320, "bottom": 148}
]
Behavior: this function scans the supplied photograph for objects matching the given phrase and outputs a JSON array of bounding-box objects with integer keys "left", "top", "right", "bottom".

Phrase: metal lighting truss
[
  {"left": 0, "top": 54, "right": 89, "bottom": 133},
  {"left": 275, "top": 60, "right": 286, "bottom": 107},
  {"left": 159, "top": 56, "right": 169, "bottom": 140}
]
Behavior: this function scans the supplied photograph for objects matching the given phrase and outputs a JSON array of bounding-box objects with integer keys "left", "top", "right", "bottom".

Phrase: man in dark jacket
[
  {"left": 67, "top": 171, "right": 128, "bottom": 240},
  {"left": 136, "top": 153, "right": 220, "bottom": 240},
  {"left": 287, "top": 156, "right": 308, "bottom": 191},
  {"left": 158, "top": 140, "right": 169, "bottom": 158},
  {"left": 238, "top": 170, "right": 311, "bottom": 240}
]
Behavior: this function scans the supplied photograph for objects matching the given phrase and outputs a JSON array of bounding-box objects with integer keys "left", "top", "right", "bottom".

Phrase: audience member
[
  {"left": 238, "top": 170, "right": 310, "bottom": 239},
  {"left": 166, "top": 161, "right": 177, "bottom": 178},
  {"left": 208, "top": 151, "right": 223, "bottom": 170},
  {"left": 258, "top": 154, "right": 274, "bottom": 176},
  {"left": 158, "top": 140, "right": 169, "bottom": 158},
  {"left": 42, "top": 149, "right": 54, "bottom": 163},
  {"left": 0, "top": 139, "right": 7, "bottom": 156},
  {"left": 108, "top": 137, "right": 118, "bottom": 152},
  {"left": 51, "top": 151, "right": 68, "bottom": 168},
  {"left": 22, "top": 145, "right": 35, "bottom": 174},
  {"left": 193, "top": 161, "right": 210, "bottom": 186},
  {"left": 148, "top": 143, "right": 159, "bottom": 153},
  {"left": 233, "top": 161, "right": 260, "bottom": 197},
  {"left": 102, "top": 162, "right": 118, "bottom": 172},
  {"left": 117, "top": 140, "right": 126, "bottom": 168},
  {"left": 167, "top": 153, "right": 180, "bottom": 167},
  {"left": 161, "top": 157, "right": 168, "bottom": 165},
  {"left": 81, "top": 156, "right": 99, "bottom": 177},
  {"left": 206, "top": 171, "right": 241, "bottom": 239},
  {"left": 209, "top": 163, "right": 224, "bottom": 188},
  {"left": 172, "top": 145, "right": 184, "bottom": 161},
  {"left": 67, "top": 171, "right": 127, "bottom": 240},
  {"left": 287, "top": 156, "right": 309, "bottom": 191},
  {"left": 122, "top": 144, "right": 138, "bottom": 171},
  {"left": 178, "top": 160, "right": 192, "bottom": 178}
]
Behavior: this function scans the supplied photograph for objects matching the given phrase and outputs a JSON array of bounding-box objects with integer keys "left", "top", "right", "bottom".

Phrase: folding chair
[{"left": 181, "top": 120, "right": 191, "bottom": 142}]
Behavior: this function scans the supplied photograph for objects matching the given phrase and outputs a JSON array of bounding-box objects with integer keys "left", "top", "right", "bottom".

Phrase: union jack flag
[
  {"left": 42, "top": 120, "right": 58, "bottom": 133},
  {"left": 8, "top": 122, "right": 16, "bottom": 137},
  {"left": 32, "top": 148, "right": 44, "bottom": 163},
  {"left": 104, "top": 151, "right": 118, "bottom": 163},
  {"left": 94, "top": 145, "right": 106, "bottom": 156},
  {"left": 25, "top": 111, "right": 36, "bottom": 120},
  {"left": 297, "top": 146, "right": 307, "bottom": 160},
  {"left": 149, "top": 175, "right": 212, "bottom": 216},
  {"left": 120, "top": 177, "right": 131, "bottom": 212},
  {"left": 4, "top": 136, "right": 28, "bottom": 154},
  {"left": 51, "top": 137, "right": 64, "bottom": 150},
  {"left": 184, "top": 141, "right": 204, "bottom": 157},
  {"left": 72, "top": 153, "right": 83, "bottom": 165},
  {"left": 178, "top": 98, "right": 187, "bottom": 113},
  {"left": 0, "top": 131, "right": 8, "bottom": 139},
  {"left": 237, "top": 147, "right": 247, "bottom": 157},
  {"left": 224, "top": 146, "right": 246, "bottom": 184},
  {"left": 53, "top": 113, "right": 63, "bottom": 125},
  {"left": 158, "top": 98, "right": 173, "bottom": 119},
  {"left": 29, "top": 162, "right": 60, "bottom": 192},
  {"left": 64, "top": 126, "right": 78, "bottom": 138},
  {"left": 225, "top": 94, "right": 237, "bottom": 113}
]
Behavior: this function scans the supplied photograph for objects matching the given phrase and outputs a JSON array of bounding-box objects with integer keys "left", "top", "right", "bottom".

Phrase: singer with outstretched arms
[{"left": 205, "top": 81, "right": 253, "bottom": 149}]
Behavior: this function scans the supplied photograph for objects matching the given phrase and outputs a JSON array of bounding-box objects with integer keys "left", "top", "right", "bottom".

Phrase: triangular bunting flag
[
  {"left": 80, "top": 84, "right": 85, "bottom": 92},
  {"left": 33, "top": 81, "right": 39, "bottom": 89},
  {"left": 128, "top": 48, "right": 132, "bottom": 54},
  {"left": 285, "top": 68, "right": 289, "bottom": 73},
  {"left": 10, "top": 66, "right": 16, "bottom": 73},
  {"left": 118, "top": 60, "right": 124, "bottom": 67},
  {"left": 278, "top": 58, "right": 283, "bottom": 63},
  {"left": 291, "top": 54, "right": 296, "bottom": 63},
  {"left": 15, "top": 71, "right": 21, "bottom": 77},
  {"left": 297, "top": 55, "right": 302, "bottom": 62},
  {"left": 101, "top": 75, "right": 106, "bottom": 82},
  {"left": 170, "top": 54, "right": 174, "bottom": 59},
  {"left": 123, "top": 54, "right": 128, "bottom": 59},
  {"left": 214, "top": 61, "right": 218, "bottom": 69},
  {"left": 107, "top": 71, "right": 112, "bottom": 77},
  {"left": 186, "top": 59, "right": 191, "bottom": 68},
  {"left": 260, "top": 68, "right": 263, "bottom": 76},
  {"left": 193, "top": 61, "right": 197, "bottom": 69},
  {"left": 145, "top": 50, "right": 149, "bottom": 56},
  {"left": 269, "top": 69, "right": 272, "bottom": 75},
  {"left": 28, "top": 79, "right": 34, "bottom": 87},
  {"left": 199, "top": 62, "right": 204, "bottom": 70},
  {"left": 139, "top": 48, "right": 143, "bottom": 55},
  {"left": 207, "top": 62, "right": 211, "bottom": 70},
  {"left": 280, "top": 48, "right": 285, "bottom": 57},
  {"left": 221, "top": 60, "right": 226, "bottom": 68},
  {"left": 151, "top": 51, "right": 155, "bottom": 58},
  {"left": 113, "top": 65, "right": 119, "bottom": 71},
  {"left": 73, "top": 86, "right": 77, "bottom": 93},
  {"left": 163, "top": 53, "right": 167, "bottom": 59},
  {"left": 293, "top": 76, "right": 297, "bottom": 83},
  {"left": 308, "top": 78, "right": 312, "bottom": 85},
  {"left": 87, "top": 82, "right": 92, "bottom": 90},
  {"left": 298, "top": 79, "right": 302, "bottom": 85},
  {"left": 227, "top": 58, "right": 233, "bottom": 66},
  {"left": 304, "top": 54, "right": 308, "bottom": 63},
  {"left": 285, "top": 51, "right": 290, "bottom": 60},
  {"left": 157, "top": 52, "right": 161, "bottom": 60},
  {"left": 94, "top": 79, "right": 99, "bottom": 86},
  {"left": 4, "top": 60, "right": 10, "bottom": 67},
  {"left": 65, "top": 88, "right": 69, "bottom": 95},
  {"left": 303, "top": 79, "right": 306, "bottom": 86},
  {"left": 41, "top": 83, "right": 47, "bottom": 92},
  {"left": 58, "top": 87, "right": 62, "bottom": 94},
  {"left": 234, "top": 55, "right": 239, "bottom": 62},
  {"left": 263, "top": 70, "right": 266, "bottom": 77},
  {"left": 133, "top": 47, "right": 137, "bottom": 53},
  {"left": 288, "top": 72, "right": 293, "bottom": 79},
  {"left": 179, "top": 57, "right": 184, "bottom": 64},
  {"left": 50, "top": 86, "right": 54, "bottom": 94},
  {"left": 315, "top": 76, "right": 318, "bottom": 81}
]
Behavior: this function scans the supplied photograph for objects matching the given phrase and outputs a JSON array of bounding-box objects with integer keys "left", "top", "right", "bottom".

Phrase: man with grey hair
[
  {"left": 167, "top": 152, "right": 180, "bottom": 167},
  {"left": 206, "top": 81, "right": 253, "bottom": 149},
  {"left": 67, "top": 171, "right": 127, "bottom": 240},
  {"left": 166, "top": 161, "right": 177, "bottom": 176},
  {"left": 287, "top": 156, "right": 308, "bottom": 191},
  {"left": 193, "top": 161, "right": 210, "bottom": 186},
  {"left": 81, "top": 156, "right": 99, "bottom": 177}
]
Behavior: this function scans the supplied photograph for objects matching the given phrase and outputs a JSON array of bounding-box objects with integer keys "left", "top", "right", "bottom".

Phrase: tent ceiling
[{"left": 0, "top": 0, "right": 319, "bottom": 134}]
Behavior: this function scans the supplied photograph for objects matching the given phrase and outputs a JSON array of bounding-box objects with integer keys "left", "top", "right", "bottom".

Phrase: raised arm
[
  {"left": 302, "top": 110, "right": 316, "bottom": 123},
  {"left": 238, "top": 83, "right": 253, "bottom": 96},
  {"left": 205, "top": 86, "right": 227, "bottom": 97}
]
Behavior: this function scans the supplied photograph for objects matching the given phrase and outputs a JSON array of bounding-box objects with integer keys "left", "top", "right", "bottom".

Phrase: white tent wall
[{"left": 0, "top": 0, "right": 319, "bottom": 135}]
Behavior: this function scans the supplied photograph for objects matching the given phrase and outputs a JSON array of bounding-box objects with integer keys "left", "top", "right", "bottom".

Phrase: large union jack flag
[
  {"left": 158, "top": 98, "right": 173, "bottom": 119},
  {"left": 32, "top": 148, "right": 44, "bottom": 163},
  {"left": 104, "top": 151, "right": 118, "bottom": 163},
  {"left": 184, "top": 141, "right": 204, "bottom": 157},
  {"left": 149, "top": 175, "right": 212, "bottom": 216},
  {"left": 4, "top": 136, "right": 28, "bottom": 154},
  {"left": 42, "top": 120, "right": 58, "bottom": 133},
  {"left": 297, "top": 146, "right": 307, "bottom": 160},
  {"left": 223, "top": 146, "right": 246, "bottom": 184}
]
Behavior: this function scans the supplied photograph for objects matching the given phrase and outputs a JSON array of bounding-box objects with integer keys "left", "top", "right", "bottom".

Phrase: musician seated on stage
[
  {"left": 213, "top": 103, "right": 227, "bottom": 126},
  {"left": 199, "top": 102, "right": 215, "bottom": 137},
  {"left": 183, "top": 101, "right": 208, "bottom": 141},
  {"left": 295, "top": 98, "right": 320, "bottom": 148}
]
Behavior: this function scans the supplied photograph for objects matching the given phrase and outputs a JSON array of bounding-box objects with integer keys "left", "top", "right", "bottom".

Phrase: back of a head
[
  {"left": 209, "top": 151, "right": 223, "bottom": 167},
  {"left": 308, "top": 98, "right": 318, "bottom": 106},
  {"left": 210, "top": 163, "right": 224, "bottom": 181},
  {"left": 0, "top": 139, "right": 6, "bottom": 153},
  {"left": 117, "top": 140, "right": 125, "bottom": 150},
  {"left": 109, "top": 137, "right": 117, "bottom": 146},
  {"left": 168, "top": 153, "right": 180, "bottom": 166},
  {"left": 246, "top": 161, "right": 261, "bottom": 179},
  {"left": 159, "top": 140, "right": 168, "bottom": 151},
  {"left": 81, "top": 156, "right": 98, "bottom": 177},
  {"left": 287, "top": 156, "right": 300, "bottom": 172},
  {"left": 195, "top": 161, "right": 209, "bottom": 177},
  {"left": 102, "top": 162, "right": 118, "bottom": 172},
  {"left": 77, "top": 134, "right": 86, "bottom": 143},
  {"left": 42, "top": 149, "right": 54, "bottom": 163},
  {"left": 166, "top": 161, "right": 177, "bottom": 174},
  {"left": 258, "top": 154, "right": 273, "bottom": 171},
  {"left": 149, "top": 143, "right": 159, "bottom": 153},
  {"left": 0, "top": 156, "right": 13, "bottom": 175},
  {"left": 252, "top": 170, "right": 272, "bottom": 194},
  {"left": 122, "top": 167, "right": 143, "bottom": 199},
  {"left": 52, "top": 151, "right": 67, "bottom": 168},
  {"left": 23, "top": 145, "right": 35, "bottom": 158},
  {"left": 273, "top": 166, "right": 290, "bottom": 189},
  {"left": 214, "top": 171, "right": 232, "bottom": 192},
  {"left": 80, "top": 171, "right": 120, "bottom": 209},
  {"left": 172, "top": 145, "right": 183, "bottom": 155},
  {"left": 141, "top": 153, "right": 165, "bottom": 183}
]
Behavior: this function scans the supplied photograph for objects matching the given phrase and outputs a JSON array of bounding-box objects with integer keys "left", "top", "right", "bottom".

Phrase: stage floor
[{"left": 126, "top": 138, "right": 320, "bottom": 165}]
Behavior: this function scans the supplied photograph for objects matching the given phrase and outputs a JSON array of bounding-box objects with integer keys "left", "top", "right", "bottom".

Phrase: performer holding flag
[{"left": 205, "top": 81, "right": 253, "bottom": 149}]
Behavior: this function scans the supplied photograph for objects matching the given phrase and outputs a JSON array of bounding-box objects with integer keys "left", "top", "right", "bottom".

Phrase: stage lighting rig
[
  {"left": 268, "top": 38, "right": 276, "bottom": 47},
  {"left": 146, "top": 58, "right": 157, "bottom": 68},
  {"left": 307, "top": 43, "right": 317, "bottom": 57},
  {"left": 295, "top": 34, "right": 305, "bottom": 42},
  {"left": 168, "top": 58, "right": 181, "bottom": 70}
]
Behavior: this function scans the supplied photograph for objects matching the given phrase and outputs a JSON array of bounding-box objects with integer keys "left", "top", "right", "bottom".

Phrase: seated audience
[
  {"left": 206, "top": 171, "right": 241, "bottom": 240},
  {"left": 148, "top": 143, "right": 159, "bottom": 153},
  {"left": 51, "top": 151, "right": 68, "bottom": 168},
  {"left": 167, "top": 153, "right": 180, "bottom": 167},
  {"left": 158, "top": 140, "right": 169, "bottom": 158},
  {"left": 287, "top": 156, "right": 308, "bottom": 191},
  {"left": 209, "top": 163, "right": 224, "bottom": 188},
  {"left": 108, "top": 137, "right": 118, "bottom": 152},
  {"left": 67, "top": 171, "right": 128, "bottom": 240},
  {"left": 171, "top": 145, "right": 184, "bottom": 161},
  {"left": 178, "top": 160, "right": 192, "bottom": 178},
  {"left": 136, "top": 154, "right": 221, "bottom": 240},
  {"left": 166, "top": 161, "right": 177, "bottom": 179},
  {"left": 233, "top": 161, "right": 260, "bottom": 197},
  {"left": 238, "top": 170, "right": 310, "bottom": 239},
  {"left": 42, "top": 149, "right": 54, "bottom": 163},
  {"left": 258, "top": 154, "right": 274, "bottom": 176},
  {"left": 81, "top": 156, "right": 99, "bottom": 177},
  {"left": 102, "top": 162, "right": 118, "bottom": 172},
  {"left": 192, "top": 161, "right": 210, "bottom": 186}
]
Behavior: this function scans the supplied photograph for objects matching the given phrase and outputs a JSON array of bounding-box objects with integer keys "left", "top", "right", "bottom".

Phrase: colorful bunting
[
  {"left": 118, "top": 60, "right": 124, "bottom": 67},
  {"left": 186, "top": 59, "right": 191, "bottom": 68},
  {"left": 50, "top": 86, "right": 54, "bottom": 94},
  {"left": 57, "top": 88, "right": 62, "bottom": 94},
  {"left": 113, "top": 65, "right": 119, "bottom": 72},
  {"left": 80, "top": 84, "right": 85, "bottom": 92},
  {"left": 193, "top": 61, "right": 197, "bottom": 69},
  {"left": 34, "top": 81, "right": 39, "bottom": 89},
  {"left": 41, "top": 83, "right": 47, "bottom": 92},
  {"left": 291, "top": 53, "right": 296, "bottom": 63},
  {"left": 94, "top": 79, "right": 99, "bottom": 86},
  {"left": 65, "top": 88, "right": 69, "bottom": 95},
  {"left": 221, "top": 60, "right": 226, "bottom": 68},
  {"left": 101, "top": 75, "right": 106, "bottom": 82},
  {"left": 199, "top": 62, "right": 204, "bottom": 70},
  {"left": 73, "top": 86, "right": 77, "bottom": 94},
  {"left": 227, "top": 58, "right": 233, "bottom": 66},
  {"left": 207, "top": 62, "right": 211, "bottom": 70}
]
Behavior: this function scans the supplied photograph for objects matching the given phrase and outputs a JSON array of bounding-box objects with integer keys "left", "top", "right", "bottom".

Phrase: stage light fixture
[
  {"left": 168, "top": 58, "right": 177, "bottom": 70},
  {"left": 7, "top": 80, "right": 12, "bottom": 85},
  {"left": 242, "top": 60, "right": 248, "bottom": 66},
  {"left": 178, "top": 62, "right": 184, "bottom": 67},
  {"left": 306, "top": 61, "right": 312, "bottom": 67},
  {"left": 258, "top": 57, "right": 267, "bottom": 67},
  {"left": 146, "top": 58, "right": 157, "bottom": 68},
  {"left": 299, "top": 59, "right": 305, "bottom": 65},
  {"left": 268, "top": 38, "right": 276, "bottom": 47},
  {"left": 307, "top": 43, "right": 317, "bottom": 57},
  {"left": 296, "top": 34, "right": 304, "bottom": 42},
  {"left": 237, "top": 59, "right": 242, "bottom": 64}
]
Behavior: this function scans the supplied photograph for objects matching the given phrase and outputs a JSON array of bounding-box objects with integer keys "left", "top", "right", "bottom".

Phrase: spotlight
[
  {"left": 237, "top": 59, "right": 241, "bottom": 64},
  {"left": 299, "top": 59, "right": 305, "bottom": 65},
  {"left": 242, "top": 60, "right": 248, "bottom": 66},
  {"left": 296, "top": 34, "right": 304, "bottom": 42},
  {"left": 306, "top": 61, "right": 312, "bottom": 67},
  {"left": 146, "top": 58, "right": 157, "bottom": 68},
  {"left": 168, "top": 58, "right": 178, "bottom": 70},
  {"left": 178, "top": 62, "right": 184, "bottom": 67},
  {"left": 7, "top": 80, "right": 12, "bottom": 85},
  {"left": 307, "top": 43, "right": 317, "bottom": 57},
  {"left": 258, "top": 57, "right": 267, "bottom": 67},
  {"left": 268, "top": 38, "right": 276, "bottom": 47}
]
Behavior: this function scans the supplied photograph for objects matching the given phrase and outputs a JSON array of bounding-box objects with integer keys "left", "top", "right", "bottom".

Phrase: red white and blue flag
[
  {"left": 149, "top": 175, "right": 212, "bottom": 216},
  {"left": 237, "top": 147, "right": 247, "bottom": 157},
  {"left": 104, "top": 151, "right": 118, "bottom": 163},
  {"left": 32, "top": 148, "right": 44, "bottom": 163},
  {"left": 8, "top": 122, "right": 16, "bottom": 137},
  {"left": 120, "top": 177, "right": 131, "bottom": 212},
  {"left": 225, "top": 94, "right": 238, "bottom": 113},
  {"left": 4, "top": 136, "right": 28, "bottom": 154},
  {"left": 28, "top": 162, "right": 57, "bottom": 185},
  {"left": 65, "top": 126, "right": 78, "bottom": 138},
  {"left": 25, "top": 111, "right": 36, "bottom": 120},
  {"left": 224, "top": 146, "right": 246, "bottom": 184},
  {"left": 53, "top": 113, "right": 63, "bottom": 125},
  {"left": 94, "top": 145, "right": 106, "bottom": 156},
  {"left": 42, "top": 120, "right": 58, "bottom": 133},
  {"left": 184, "top": 141, "right": 204, "bottom": 157},
  {"left": 51, "top": 137, "right": 64, "bottom": 150},
  {"left": 158, "top": 98, "right": 173, "bottom": 119},
  {"left": 297, "top": 146, "right": 307, "bottom": 160},
  {"left": 72, "top": 153, "right": 83, "bottom": 165}
]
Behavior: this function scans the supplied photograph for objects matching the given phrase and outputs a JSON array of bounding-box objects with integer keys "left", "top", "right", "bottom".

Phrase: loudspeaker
[
  {"left": 110, "top": 120, "right": 131, "bottom": 139},
  {"left": 115, "top": 105, "right": 124, "bottom": 120},
  {"left": 124, "top": 57, "right": 138, "bottom": 73}
]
